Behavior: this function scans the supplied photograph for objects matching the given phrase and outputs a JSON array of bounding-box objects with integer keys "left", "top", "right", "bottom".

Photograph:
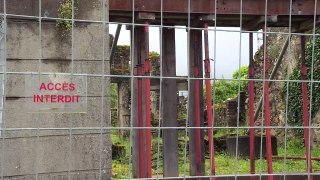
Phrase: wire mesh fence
[{"left": 0, "top": 0, "right": 320, "bottom": 180}]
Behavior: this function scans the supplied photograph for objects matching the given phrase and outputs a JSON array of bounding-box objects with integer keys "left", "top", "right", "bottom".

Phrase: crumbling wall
[{"left": 251, "top": 28, "right": 301, "bottom": 144}]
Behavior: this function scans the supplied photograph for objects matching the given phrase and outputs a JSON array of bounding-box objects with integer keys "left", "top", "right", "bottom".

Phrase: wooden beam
[
  {"left": 161, "top": 27, "right": 179, "bottom": 177},
  {"left": 131, "top": 26, "right": 147, "bottom": 178},
  {"left": 242, "top": 16, "right": 278, "bottom": 31},
  {"left": 188, "top": 27, "right": 205, "bottom": 176},
  {"left": 109, "top": 0, "right": 320, "bottom": 16}
]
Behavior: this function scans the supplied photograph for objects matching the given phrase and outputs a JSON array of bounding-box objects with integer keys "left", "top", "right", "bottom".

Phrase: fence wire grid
[{"left": 0, "top": 0, "right": 320, "bottom": 180}]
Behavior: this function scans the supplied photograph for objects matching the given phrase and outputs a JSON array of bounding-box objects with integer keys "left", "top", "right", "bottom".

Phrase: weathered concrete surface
[
  {"left": 7, "top": 59, "right": 108, "bottom": 74},
  {"left": 1, "top": 0, "right": 111, "bottom": 179},
  {"left": 3, "top": 171, "right": 105, "bottom": 180},
  {"left": 1, "top": 0, "right": 105, "bottom": 21},
  {"left": 4, "top": 97, "right": 109, "bottom": 129},
  {"left": 1, "top": 134, "right": 110, "bottom": 177},
  {"left": 7, "top": 22, "right": 106, "bottom": 61},
  {"left": 6, "top": 74, "right": 110, "bottom": 97}
]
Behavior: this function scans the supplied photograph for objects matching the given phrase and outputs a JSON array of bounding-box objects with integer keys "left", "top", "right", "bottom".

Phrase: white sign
[{"left": 25, "top": 74, "right": 87, "bottom": 113}]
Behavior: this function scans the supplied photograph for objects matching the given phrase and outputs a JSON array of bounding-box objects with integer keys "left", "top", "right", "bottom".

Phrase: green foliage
[
  {"left": 285, "top": 29, "right": 320, "bottom": 137},
  {"left": 56, "top": 0, "right": 79, "bottom": 32},
  {"left": 232, "top": 66, "right": 249, "bottom": 91},
  {"left": 212, "top": 66, "right": 248, "bottom": 104},
  {"left": 213, "top": 79, "right": 238, "bottom": 104},
  {"left": 111, "top": 83, "right": 118, "bottom": 108},
  {"left": 111, "top": 135, "right": 320, "bottom": 176},
  {"left": 149, "top": 51, "right": 160, "bottom": 60},
  {"left": 111, "top": 83, "right": 118, "bottom": 127}
]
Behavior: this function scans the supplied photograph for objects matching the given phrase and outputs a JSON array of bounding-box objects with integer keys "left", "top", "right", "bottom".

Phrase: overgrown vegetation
[
  {"left": 285, "top": 29, "right": 320, "bottom": 137},
  {"left": 56, "top": 0, "right": 79, "bottom": 32},
  {"left": 213, "top": 66, "right": 248, "bottom": 104},
  {"left": 112, "top": 135, "right": 320, "bottom": 177}
]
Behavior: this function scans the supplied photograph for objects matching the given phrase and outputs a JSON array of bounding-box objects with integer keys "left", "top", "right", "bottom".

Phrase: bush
[{"left": 211, "top": 66, "right": 248, "bottom": 104}]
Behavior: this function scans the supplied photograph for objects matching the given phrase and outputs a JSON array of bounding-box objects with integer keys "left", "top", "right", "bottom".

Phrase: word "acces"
[{"left": 39, "top": 82, "right": 75, "bottom": 91}]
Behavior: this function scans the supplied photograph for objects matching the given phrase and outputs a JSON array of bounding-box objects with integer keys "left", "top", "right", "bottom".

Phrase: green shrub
[
  {"left": 211, "top": 66, "right": 248, "bottom": 104},
  {"left": 56, "top": 0, "right": 79, "bottom": 32}
]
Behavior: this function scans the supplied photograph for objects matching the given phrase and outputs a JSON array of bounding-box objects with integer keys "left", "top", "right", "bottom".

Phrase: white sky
[{"left": 110, "top": 25, "right": 261, "bottom": 79}]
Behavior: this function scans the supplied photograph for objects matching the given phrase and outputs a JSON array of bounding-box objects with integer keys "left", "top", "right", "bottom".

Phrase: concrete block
[
  {"left": 6, "top": 59, "right": 110, "bottom": 75},
  {"left": 0, "top": 0, "right": 106, "bottom": 21},
  {"left": 6, "top": 73, "right": 110, "bottom": 97},
  {"left": 1, "top": 1, "right": 111, "bottom": 179},
  {"left": 7, "top": 21, "right": 108, "bottom": 61},
  {"left": 5, "top": 97, "right": 110, "bottom": 130},
  {"left": 0, "top": 134, "right": 111, "bottom": 179}
]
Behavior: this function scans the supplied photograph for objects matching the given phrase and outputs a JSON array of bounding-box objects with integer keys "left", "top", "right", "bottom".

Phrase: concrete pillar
[
  {"left": 188, "top": 28, "right": 205, "bottom": 176},
  {"left": 161, "top": 27, "right": 178, "bottom": 177},
  {"left": 0, "top": 0, "right": 111, "bottom": 179}
]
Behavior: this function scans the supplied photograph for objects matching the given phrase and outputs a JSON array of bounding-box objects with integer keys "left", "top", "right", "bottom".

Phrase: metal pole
[
  {"left": 300, "top": 35, "right": 313, "bottom": 180},
  {"left": 203, "top": 22, "right": 216, "bottom": 177},
  {"left": 263, "top": 30, "right": 273, "bottom": 180},
  {"left": 144, "top": 20, "right": 152, "bottom": 178},
  {"left": 110, "top": 24, "right": 122, "bottom": 61},
  {"left": 137, "top": 64, "right": 144, "bottom": 178},
  {"left": 248, "top": 32, "right": 256, "bottom": 180}
]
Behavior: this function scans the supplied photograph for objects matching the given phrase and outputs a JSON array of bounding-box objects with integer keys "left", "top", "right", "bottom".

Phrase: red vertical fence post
[
  {"left": 263, "top": 30, "right": 273, "bottom": 180},
  {"left": 132, "top": 26, "right": 147, "bottom": 178},
  {"left": 300, "top": 35, "right": 313, "bottom": 180},
  {"left": 203, "top": 22, "right": 216, "bottom": 178},
  {"left": 248, "top": 32, "right": 256, "bottom": 180},
  {"left": 144, "top": 21, "right": 152, "bottom": 178},
  {"left": 137, "top": 63, "right": 144, "bottom": 178}
]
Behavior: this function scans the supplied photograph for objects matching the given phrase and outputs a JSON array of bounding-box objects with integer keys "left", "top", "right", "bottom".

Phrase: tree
[{"left": 210, "top": 66, "right": 248, "bottom": 104}]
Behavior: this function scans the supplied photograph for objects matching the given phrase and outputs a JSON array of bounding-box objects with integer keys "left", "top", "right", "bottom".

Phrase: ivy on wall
[
  {"left": 56, "top": 0, "right": 79, "bottom": 32},
  {"left": 285, "top": 29, "right": 320, "bottom": 137}
]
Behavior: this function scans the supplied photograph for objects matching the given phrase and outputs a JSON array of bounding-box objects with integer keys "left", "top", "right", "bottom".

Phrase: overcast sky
[{"left": 110, "top": 25, "right": 261, "bottom": 79}]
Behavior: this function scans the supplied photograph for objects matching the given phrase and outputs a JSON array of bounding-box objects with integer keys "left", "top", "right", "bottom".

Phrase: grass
[{"left": 112, "top": 133, "right": 320, "bottom": 178}]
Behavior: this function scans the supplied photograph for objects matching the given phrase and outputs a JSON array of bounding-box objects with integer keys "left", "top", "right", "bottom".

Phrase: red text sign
[{"left": 25, "top": 74, "right": 87, "bottom": 113}]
